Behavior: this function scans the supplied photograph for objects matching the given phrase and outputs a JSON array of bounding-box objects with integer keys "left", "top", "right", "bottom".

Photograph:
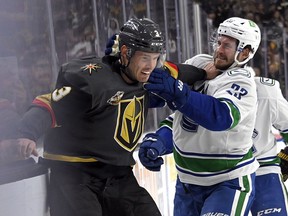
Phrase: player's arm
[
  {"left": 163, "top": 61, "right": 205, "bottom": 85},
  {"left": 164, "top": 61, "right": 219, "bottom": 84},
  {"left": 271, "top": 81, "right": 288, "bottom": 181},
  {"left": 145, "top": 71, "right": 234, "bottom": 131},
  {"left": 148, "top": 62, "right": 219, "bottom": 108},
  {"left": 15, "top": 94, "right": 55, "bottom": 159},
  {"left": 18, "top": 93, "right": 56, "bottom": 141},
  {"left": 272, "top": 81, "right": 288, "bottom": 140},
  {"left": 0, "top": 99, "right": 39, "bottom": 161}
]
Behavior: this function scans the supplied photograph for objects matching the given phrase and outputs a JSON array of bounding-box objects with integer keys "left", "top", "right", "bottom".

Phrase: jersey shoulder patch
[
  {"left": 259, "top": 77, "right": 276, "bottom": 86},
  {"left": 227, "top": 68, "right": 251, "bottom": 78}
]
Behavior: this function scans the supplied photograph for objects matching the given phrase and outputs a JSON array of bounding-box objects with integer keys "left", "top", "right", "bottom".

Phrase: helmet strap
[
  {"left": 233, "top": 50, "right": 251, "bottom": 67},
  {"left": 119, "top": 51, "right": 138, "bottom": 83}
]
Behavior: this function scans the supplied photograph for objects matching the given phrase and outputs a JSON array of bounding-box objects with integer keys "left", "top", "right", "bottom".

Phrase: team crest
[
  {"left": 107, "top": 91, "right": 124, "bottom": 105},
  {"left": 114, "top": 96, "right": 145, "bottom": 151},
  {"left": 260, "top": 77, "right": 275, "bottom": 86},
  {"left": 81, "top": 63, "right": 101, "bottom": 75},
  {"left": 227, "top": 69, "right": 251, "bottom": 78}
]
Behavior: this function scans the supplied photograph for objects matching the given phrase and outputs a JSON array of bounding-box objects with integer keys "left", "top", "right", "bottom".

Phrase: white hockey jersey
[
  {"left": 172, "top": 54, "right": 259, "bottom": 186},
  {"left": 252, "top": 77, "right": 288, "bottom": 176}
]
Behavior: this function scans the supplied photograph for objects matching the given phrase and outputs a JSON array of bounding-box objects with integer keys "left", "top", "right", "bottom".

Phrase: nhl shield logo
[{"left": 114, "top": 96, "right": 145, "bottom": 151}]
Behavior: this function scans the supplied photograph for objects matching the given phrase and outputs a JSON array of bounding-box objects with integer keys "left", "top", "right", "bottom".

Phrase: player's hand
[
  {"left": 204, "top": 62, "right": 220, "bottom": 80},
  {"left": 17, "top": 138, "right": 38, "bottom": 159},
  {"left": 105, "top": 34, "right": 119, "bottom": 56},
  {"left": 278, "top": 146, "right": 288, "bottom": 181},
  {"left": 138, "top": 133, "right": 167, "bottom": 171},
  {"left": 144, "top": 68, "right": 190, "bottom": 110},
  {"left": 0, "top": 138, "right": 38, "bottom": 163}
]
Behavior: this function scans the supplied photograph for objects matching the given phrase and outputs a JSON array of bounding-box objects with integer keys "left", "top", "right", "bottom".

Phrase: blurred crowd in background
[
  {"left": 197, "top": 0, "right": 288, "bottom": 82},
  {"left": 0, "top": 0, "right": 287, "bottom": 122}
]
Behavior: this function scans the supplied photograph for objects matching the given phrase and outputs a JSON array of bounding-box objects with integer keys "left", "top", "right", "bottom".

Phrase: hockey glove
[
  {"left": 105, "top": 34, "right": 119, "bottom": 56},
  {"left": 144, "top": 68, "right": 190, "bottom": 110},
  {"left": 138, "top": 133, "right": 168, "bottom": 171},
  {"left": 278, "top": 146, "right": 288, "bottom": 182}
]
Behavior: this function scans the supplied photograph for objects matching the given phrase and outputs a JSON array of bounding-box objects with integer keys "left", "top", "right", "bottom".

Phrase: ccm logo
[{"left": 257, "top": 208, "right": 282, "bottom": 215}]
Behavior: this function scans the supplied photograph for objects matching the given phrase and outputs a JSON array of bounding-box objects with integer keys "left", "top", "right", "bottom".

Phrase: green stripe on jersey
[
  {"left": 235, "top": 175, "right": 252, "bottom": 215},
  {"left": 280, "top": 132, "right": 288, "bottom": 143},
  {"left": 259, "top": 157, "right": 280, "bottom": 167},
  {"left": 159, "top": 118, "right": 173, "bottom": 128},
  {"left": 219, "top": 98, "right": 240, "bottom": 129},
  {"left": 174, "top": 149, "right": 253, "bottom": 172}
]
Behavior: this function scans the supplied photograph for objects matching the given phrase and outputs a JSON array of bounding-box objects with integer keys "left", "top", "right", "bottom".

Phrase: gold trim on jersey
[
  {"left": 164, "top": 61, "right": 179, "bottom": 79},
  {"left": 278, "top": 151, "right": 288, "bottom": 161},
  {"left": 44, "top": 152, "right": 97, "bottom": 162}
]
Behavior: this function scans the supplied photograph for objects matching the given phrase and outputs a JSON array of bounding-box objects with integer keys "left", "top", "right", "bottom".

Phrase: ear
[
  {"left": 238, "top": 47, "right": 250, "bottom": 61},
  {"left": 120, "top": 45, "right": 129, "bottom": 66},
  {"left": 120, "top": 45, "right": 127, "bottom": 55}
]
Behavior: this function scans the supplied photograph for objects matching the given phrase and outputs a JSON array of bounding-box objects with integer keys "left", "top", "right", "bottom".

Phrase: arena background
[{"left": 0, "top": 0, "right": 287, "bottom": 215}]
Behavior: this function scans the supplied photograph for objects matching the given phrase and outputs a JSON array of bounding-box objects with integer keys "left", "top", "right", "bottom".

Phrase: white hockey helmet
[{"left": 217, "top": 17, "right": 261, "bottom": 65}]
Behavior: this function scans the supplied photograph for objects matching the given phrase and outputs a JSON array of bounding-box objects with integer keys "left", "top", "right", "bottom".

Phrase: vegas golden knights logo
[{"left": 114, "top": 96, "right": 144, "bottom": 151}]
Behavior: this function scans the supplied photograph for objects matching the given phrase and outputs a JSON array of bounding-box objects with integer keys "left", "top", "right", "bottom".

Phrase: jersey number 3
[{"left": 226, "top": 83, "right": 248, "bottom": 100}]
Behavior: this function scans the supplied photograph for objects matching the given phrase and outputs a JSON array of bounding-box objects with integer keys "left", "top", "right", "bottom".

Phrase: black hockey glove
[{"left": 278, "top": 146, "right": 288, "bottom": 182}]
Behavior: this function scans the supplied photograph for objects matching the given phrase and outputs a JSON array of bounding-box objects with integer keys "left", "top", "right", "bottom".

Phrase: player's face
[
  {"left": 213, "top": 36, "right": 237, "bottom": 70},
  {"left": 128, "top": 51, "right": 160, "bottom": 82}
]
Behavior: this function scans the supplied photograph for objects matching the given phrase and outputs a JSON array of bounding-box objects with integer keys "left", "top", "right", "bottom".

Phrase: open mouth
[{"left": 142, "top": 71, "right": 150, "bottom": 75}]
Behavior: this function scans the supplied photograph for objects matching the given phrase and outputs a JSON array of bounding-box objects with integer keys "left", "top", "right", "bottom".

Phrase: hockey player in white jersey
[
  {"left": 250, "top": 75, "right": 288, "bottom": 215},
  {"left": 139, "top": 17, "right": 261, "bottom": 216},
  {"left": 140, "top": 74, "right": 288, "bottom": 215}
]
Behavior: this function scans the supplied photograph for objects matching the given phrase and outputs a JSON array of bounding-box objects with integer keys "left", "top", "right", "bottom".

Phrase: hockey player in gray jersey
[{"left": 139, "top": 17, "right": 261, "bottom": 216}]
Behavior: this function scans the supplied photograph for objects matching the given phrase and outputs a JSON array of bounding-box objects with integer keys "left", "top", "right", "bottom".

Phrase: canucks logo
[
  {"left": 114, "top": 96, "right": 145, "bottom": 151},
  {"left": 227, "top": 69, "right": 251, "bottom": 78},
  {"left": 260, "top": 77, "right": 275, "bottom": 86}
]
